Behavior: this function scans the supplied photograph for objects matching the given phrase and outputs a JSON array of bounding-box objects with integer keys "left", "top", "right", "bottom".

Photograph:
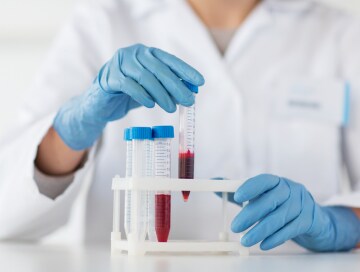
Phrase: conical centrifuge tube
[
  {"left": 128, "top": 127, "right": 152, "bottom": 243},
  {"left": 152, "top": 126, "right": 174, "bottom": 242},
  {"left": 178, "top": 81, "right": 198, "bottom": 202}
]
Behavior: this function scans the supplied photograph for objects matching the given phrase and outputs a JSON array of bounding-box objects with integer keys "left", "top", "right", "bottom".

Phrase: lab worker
[{"left": 0, "top": 0, "right": 360, "bottom": 251}]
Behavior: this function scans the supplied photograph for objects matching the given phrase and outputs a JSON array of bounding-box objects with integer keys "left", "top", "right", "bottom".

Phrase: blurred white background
[{"left": 1, "top": 0, "right": 360, "bottom": 135}]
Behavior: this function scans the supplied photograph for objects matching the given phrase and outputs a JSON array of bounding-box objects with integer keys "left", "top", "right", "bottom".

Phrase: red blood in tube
[
  {"left": 179, "top": 150, "right": 195, "bottom": 201},
  {"left": 155, "top": 194, "right": 171, "bottom": 242}
]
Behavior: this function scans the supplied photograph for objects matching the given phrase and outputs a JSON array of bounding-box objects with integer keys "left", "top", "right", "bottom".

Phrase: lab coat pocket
[{"left": 268, "top": 76, "right": 349, "bottom": 202}]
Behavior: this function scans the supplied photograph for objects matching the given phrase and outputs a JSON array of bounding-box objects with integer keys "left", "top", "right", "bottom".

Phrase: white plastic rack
[{"left": 111, "top": 176, "right": 249, "bottom": 256}]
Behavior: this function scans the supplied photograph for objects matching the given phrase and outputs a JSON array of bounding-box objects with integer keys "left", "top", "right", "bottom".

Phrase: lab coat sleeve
[
  {"left": 0, "top": 0, "right": 120, "bottom": 240},
  {"left": 0, "top": 114, "right": 98, "bottom": 240},
  {"left": 325, "top": 17, "right": 360, "bottom": 208},
  {"left": 34, "top": 164, "right": 77, "bottom": 200}
]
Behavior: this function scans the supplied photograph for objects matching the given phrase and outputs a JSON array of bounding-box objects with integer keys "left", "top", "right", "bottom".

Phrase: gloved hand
[
  {"left": 231, "top": 174, "right": 360, "bottom": 252},
  {"left": 54, "top": 44, "right": 204, "bottom": 150}
]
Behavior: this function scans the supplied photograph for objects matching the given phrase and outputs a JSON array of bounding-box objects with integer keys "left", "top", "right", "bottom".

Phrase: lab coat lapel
[
  {"left": 122, "top": 0, "right": 165, "bottom": 18},
  {"left": 225, "top": 0, "right": 315, "bottom": 63},
  {"left": 224, "top": 3, "right": 273, "bottom": 64}
]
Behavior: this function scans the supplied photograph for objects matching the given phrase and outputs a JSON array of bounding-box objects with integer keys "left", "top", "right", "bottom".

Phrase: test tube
[
  {"left": 147, "top": 138, "right": 156, "bottom": 242},
  {"left": 124, "top": 128, "right": 132, "bottom": 239},
  {"left": 152, "top": 126, "right": 174, "bottom": 242},
  {"left": 178, "top": 81, "right": 198, "bottom": 202},
  {"left": 128, "top": 127, "right": 152, "bottom": 243}
]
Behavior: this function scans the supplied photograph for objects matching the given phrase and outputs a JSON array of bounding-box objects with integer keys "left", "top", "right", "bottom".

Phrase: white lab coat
[{"left": 1, "top": 0, "right": 360, "bottom": 244}]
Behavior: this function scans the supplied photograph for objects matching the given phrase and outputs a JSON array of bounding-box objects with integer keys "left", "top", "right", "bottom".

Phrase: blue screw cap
[
  {"left": 183, "top": 80, "right": 198, "bottom": 94},
  {"left": 123, "top": 128, "right": 131, "bottom": 141},
  {"left": 130, "top": 127, "right": 152, "bottom": 140},
  {"left": 152, "top": 126, "right": 174, "bottom": 139}
]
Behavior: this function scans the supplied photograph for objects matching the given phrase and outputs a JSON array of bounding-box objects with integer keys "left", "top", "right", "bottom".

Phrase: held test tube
[
  {"left": 127, "top": 127, "right": 152, "bottom": 243},
  {"left": 152, "top": 126, "right": 174, "bottom": 242},
  {"left": 178, "top": 82, "right": 198, "bottom": 202}
]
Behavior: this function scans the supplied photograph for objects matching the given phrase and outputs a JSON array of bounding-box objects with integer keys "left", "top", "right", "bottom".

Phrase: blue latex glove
[
  {"left": 231, "top": 174, "right": 360, "bottom": 252},
  {"left": 54, "top": 44, "right": 204, "bottom": 150}
]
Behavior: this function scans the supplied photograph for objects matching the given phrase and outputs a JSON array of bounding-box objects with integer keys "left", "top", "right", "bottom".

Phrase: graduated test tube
[
  {"left": 178, "top": 81, "right": 198, "bottom": 202},
  {"left": 128, "top": 127, "right": 152, "bottom": 244},
  {"left": 124, "top": 128, "right": 132, "bottom": 239},
  {"left": 113, "top": 129, "right": 132, "bottom": 237},
  {"left": 152, "top": 126, "right": 174, "bottom": 242},
  {"left": 147, "top": 137, "right": 156, "bottom": 242}
]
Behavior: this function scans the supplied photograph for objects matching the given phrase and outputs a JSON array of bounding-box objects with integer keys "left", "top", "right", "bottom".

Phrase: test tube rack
[{"left": 111, "top": 176, "right": 249, "bottom": 256}]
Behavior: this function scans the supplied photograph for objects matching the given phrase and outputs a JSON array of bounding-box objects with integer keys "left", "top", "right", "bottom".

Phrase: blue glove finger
[
  {"left": 151, "top": 47, "right": 205, "bottom": 86},
  {"left": 139, "top": 48, "right": 195, "bottom": 106},
  {"left": 260, "top": 192, "right": 315, "bottom": 250},
  {"left": 121, "top": 53, "right": 177, "bottom": 113},
  {"left": 115, "top": 77, "right": 156, "bottom": 109},
  {"left": 231, "top": 180, "right": 290, "bottom": 233},
  {"left": 240, "top": 190, "right": 302, "bottom": 247},
  {"left": 104, "top": 47, "right": 177, "bottom": 112},
  {"left": 260, "top": 217, "right": 307, "bottom": 251},
  {"left": 234, "top": 174, "right": 280, "bottom": 204},
  {"left": 126, "top": 99, "right": 142, "bottom": 112},
  {"left": 97, "top": 61, "right": 155, "bottom": 109}
]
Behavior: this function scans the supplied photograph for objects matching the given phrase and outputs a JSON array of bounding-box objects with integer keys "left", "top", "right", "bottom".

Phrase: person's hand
[
  {"left": 53, "top": 44, "right": 204, "bottom": 150},
  {"left": 231, "top": 174, "right": 360, "bottom": 252}
]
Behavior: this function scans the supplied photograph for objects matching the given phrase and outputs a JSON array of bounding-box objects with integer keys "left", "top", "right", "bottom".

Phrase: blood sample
[
  {"left": 155, "top": 194, "right": 171, "bottom": 242},
  {"left": 178, "top": 81, "right": 198, "bottom": 202},
  {"left": 178, "top": 150, "right": 194, "bottom": 201},
  {"left": 152, "top": 126, "right": 174, "bottom": 243}
]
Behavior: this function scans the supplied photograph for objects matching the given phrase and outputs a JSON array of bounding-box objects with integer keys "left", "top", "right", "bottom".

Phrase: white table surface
[{"left": 1, "top": 242, "right": 359, "bottom": 272}]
